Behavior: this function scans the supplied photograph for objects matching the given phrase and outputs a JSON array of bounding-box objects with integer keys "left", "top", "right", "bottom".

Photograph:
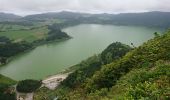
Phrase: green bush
[
  {"left": 126, "top": 81, "right": 160, "bottom": 100},
  {"left": 16, "top": 79, "right": 42, "bottom": 93}
]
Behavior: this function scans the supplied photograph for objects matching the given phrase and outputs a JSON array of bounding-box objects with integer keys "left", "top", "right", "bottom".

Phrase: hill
[
  {"left": 0, "top": 11, "right": 170, "bottom": 28},
  {"left": 108, "top": 11, "right": 170, "bottom": 28},
  {"left": 0, "top": 12, "right": 21, "bottom": 22},
  {"left": 22, "top": 11, "right": 170, "bottom": 29},
  {"left": 34, "top": 29, "right": 170, "bottom": 99},
  {"left": 23, "top": 11, "right": 90, "bottom": 22}
]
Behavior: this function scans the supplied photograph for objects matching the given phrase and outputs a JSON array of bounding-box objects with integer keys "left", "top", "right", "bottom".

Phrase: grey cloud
[{"left": 0, "top": 0, "right": 170, "bottom": 15}]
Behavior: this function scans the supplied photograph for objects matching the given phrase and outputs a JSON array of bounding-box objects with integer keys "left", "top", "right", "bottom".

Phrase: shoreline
[
  {"left": 0, "top": 37, "right": 71, "bottom": 67},
  {"left": 42, "top": 72, "right": 71, "bottom": 90}
]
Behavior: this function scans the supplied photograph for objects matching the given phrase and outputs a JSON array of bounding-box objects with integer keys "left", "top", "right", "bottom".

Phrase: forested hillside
[{"left": 35, "top": 29, "right": 170, "bottom": 99}]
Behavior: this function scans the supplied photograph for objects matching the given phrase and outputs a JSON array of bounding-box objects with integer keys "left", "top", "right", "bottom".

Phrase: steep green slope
[
  {"left": 34, "top": 42, "right": 132, "bottom": 99},
  {"left": 61, "top": 42, "right": 132, "bottom": 89},
  {"left": 0, "top": 74, "right": 16, "bottom": 100},
  {"left": 85, "top": 31, "right": 170, "bottom": 92},
  {"left": 35, "top": 29, "right": 170, "bottom": 100},
  {"left": 0, "top": 74, "right": 16, "bottom": 85}
]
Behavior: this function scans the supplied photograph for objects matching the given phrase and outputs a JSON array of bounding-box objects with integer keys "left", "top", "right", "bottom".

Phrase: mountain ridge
[
  {"left": 0, "top": 12, "right": 21, "bottom": 22},
  {"left": 1, "top": 11, "right": 170, "bottom": 28}
]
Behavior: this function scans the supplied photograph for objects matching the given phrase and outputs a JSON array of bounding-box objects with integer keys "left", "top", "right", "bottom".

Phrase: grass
[
  {"left": 0, "top": 19, "right": 64, "bottom": 43},
  {"left": 0, "top": 26, "right": 49, "bottom": 42},
  {"left": 108, "top": 60, "right": 170, "bottom": 99},
  {"left": 0, "top": 74, "right": 16, "bottom": 85},
  {"left": 0, "top": 24, "right": 29, "bottom": 31}
]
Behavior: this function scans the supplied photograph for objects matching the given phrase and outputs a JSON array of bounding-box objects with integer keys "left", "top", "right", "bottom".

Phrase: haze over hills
[
  {"left": 0, "top": 12, "right": 21, "bottom": 21},
  {"left": 0, "top": 11, "right": 170, "bottom": 28}
]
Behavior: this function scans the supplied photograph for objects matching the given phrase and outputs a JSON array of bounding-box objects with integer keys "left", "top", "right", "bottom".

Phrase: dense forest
[
  {"left": 46, "top": 24, "right": 70, "bottom": 41},
  {"left": 34, "top": 29, "right": 170, "bottom": 99},
  {"left": 0, "top": 36, "right": 33, "bottom": 64}
]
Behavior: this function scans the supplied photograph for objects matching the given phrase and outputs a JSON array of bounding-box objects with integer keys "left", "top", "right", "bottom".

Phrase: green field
[
  {"left": 0, "top": 24, "right": 30, "bottom": 31},
  {"left": 0, "top": 26, "right": 49, "bottom": 42},
  {"left": 0, "top": 19, "right": 64, "bottom": 43}
]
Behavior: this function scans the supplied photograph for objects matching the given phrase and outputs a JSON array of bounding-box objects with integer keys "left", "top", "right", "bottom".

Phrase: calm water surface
[{"left": 0, "top": 24, "right": 162, "bottom": 80}]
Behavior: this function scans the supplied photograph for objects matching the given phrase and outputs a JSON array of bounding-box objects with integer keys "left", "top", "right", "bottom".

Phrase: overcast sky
[{"left": 0, "top": 0, "right": 170, "bottom": 16}]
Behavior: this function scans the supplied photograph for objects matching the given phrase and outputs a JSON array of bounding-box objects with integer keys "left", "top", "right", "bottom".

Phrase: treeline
[
  {"left": 46, "top": 24, "right": 70, "bottom": 41},
  {"left": 33, "top": 24, "right": 70, "bottom": 45},
  {"left": 0, "top": 36, "right": 33, "bottom": 64}
]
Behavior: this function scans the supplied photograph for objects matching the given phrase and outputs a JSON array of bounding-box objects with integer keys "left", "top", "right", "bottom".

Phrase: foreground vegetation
[
  {"left": 35, "top": 29, "right": 170, "bottom": 99},
  {"left": 0, "top": 74, "right": 16, "bottom": 100}
]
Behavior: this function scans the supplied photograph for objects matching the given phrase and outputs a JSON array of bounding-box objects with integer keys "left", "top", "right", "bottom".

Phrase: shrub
[{"left": 16, "top": 79, "right": 42, "bottom": 93}]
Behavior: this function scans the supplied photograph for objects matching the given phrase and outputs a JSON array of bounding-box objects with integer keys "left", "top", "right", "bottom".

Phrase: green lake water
[{"left": 0, "top": 24, "right": 162, "bottom": 80}]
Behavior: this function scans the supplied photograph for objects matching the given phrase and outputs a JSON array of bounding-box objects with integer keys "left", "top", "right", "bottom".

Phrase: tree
[
  {"left": 154, "top": 32, "right": 159, "bottom": 37},
  {"left": 16, "top": 80, "right": 42, "bottom": 93},
  {"left": 0, "top": 57, "right": 7, "bottom": 64}
]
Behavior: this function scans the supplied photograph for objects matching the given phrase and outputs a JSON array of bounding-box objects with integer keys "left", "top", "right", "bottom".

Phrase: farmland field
[{"left": 0, "top": 25, "right": 49, "bottom": 42}]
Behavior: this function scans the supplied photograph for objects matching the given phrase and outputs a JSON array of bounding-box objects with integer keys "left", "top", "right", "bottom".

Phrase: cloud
[{"left": 0, "top": 0, "right": 170, "bottom": 15}]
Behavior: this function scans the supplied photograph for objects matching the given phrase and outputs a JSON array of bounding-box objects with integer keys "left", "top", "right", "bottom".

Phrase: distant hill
[
  {"left": 107, "top": 11, "right": 170, "bottom": 28},
  {"left": 0, "top": 11, "right": 170, "bottom": 28},
  {"left": 88, "top": 11, "right": 170, "bottom": 28},
  {"left": 22, "top": 11, "right": 170, "bottom": 28},
  {"left": 0, "top": 12, "right": 21, "bottom": 22},
  {"left": 23, "top": 11, "right": 90, "bottom": 21}
]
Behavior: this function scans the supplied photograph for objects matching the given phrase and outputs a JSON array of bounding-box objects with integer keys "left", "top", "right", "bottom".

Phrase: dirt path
[{"left": 42, "top": 73, "right": 70, "bottom": 90}]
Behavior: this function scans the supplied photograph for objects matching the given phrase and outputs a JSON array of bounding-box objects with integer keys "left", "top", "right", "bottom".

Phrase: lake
[{"left": 0, "top": 24, "right": 162, "bottom": 80}]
